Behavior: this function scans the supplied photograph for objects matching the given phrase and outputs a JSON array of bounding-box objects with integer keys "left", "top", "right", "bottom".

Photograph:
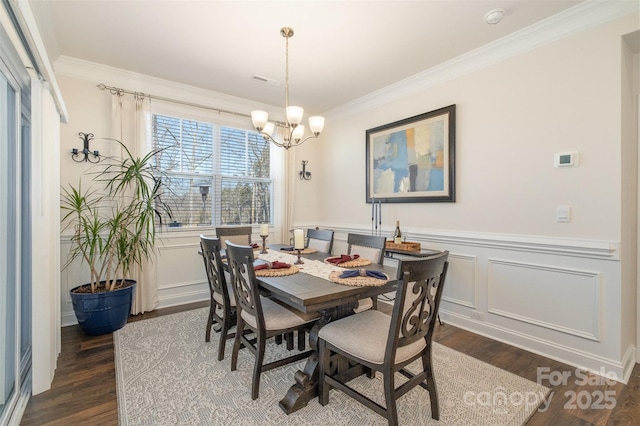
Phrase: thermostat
[{"left": 554, "top": 152, "right": 577, "bottom": 167}]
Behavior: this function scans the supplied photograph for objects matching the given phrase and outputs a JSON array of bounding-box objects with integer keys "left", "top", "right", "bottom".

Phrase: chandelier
[{"left": 251, "top": 27, "right": 325, "bottom": 150}]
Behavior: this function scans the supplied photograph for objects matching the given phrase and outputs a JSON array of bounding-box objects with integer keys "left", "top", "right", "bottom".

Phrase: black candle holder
[
  {"left": 294, "top": 249, "right": 304, "bottom": 265},
  {"left": 260, "top": 235, "right": 268, "bottom": 254}
]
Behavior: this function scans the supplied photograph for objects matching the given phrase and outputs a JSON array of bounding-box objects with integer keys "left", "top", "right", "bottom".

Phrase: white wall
[{"left": 293, "top": 13, "right": 639, "bottom": 381}]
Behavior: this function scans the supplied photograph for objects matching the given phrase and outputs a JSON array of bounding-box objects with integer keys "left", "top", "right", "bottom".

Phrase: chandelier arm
[
  {"left": 293, "top": 134, "right": 319, "bottom": 147},
  {"left": 259, "top": 132, "right": 289, "bottom": 149}
]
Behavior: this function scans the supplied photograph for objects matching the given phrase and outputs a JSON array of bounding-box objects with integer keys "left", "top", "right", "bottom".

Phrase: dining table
[{"left": 254, "top": 244, "right": 399, "bottom": 414}]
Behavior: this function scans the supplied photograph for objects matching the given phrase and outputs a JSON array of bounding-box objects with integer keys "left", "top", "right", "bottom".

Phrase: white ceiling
[{"left": 29, "top": 0, "right": 585, "bottom": 114}]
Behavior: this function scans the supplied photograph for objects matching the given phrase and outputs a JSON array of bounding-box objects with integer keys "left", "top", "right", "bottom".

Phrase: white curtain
[{"left": 111, "top": 94, "right": 158, "bottom": 314}]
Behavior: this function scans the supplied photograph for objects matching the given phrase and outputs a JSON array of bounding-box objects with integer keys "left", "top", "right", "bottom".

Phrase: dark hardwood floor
[{"left": 21, "top": 301, "right": 640, "bottom": 425}]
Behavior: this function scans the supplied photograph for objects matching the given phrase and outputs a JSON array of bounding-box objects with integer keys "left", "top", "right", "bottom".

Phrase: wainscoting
[{"left": 60, "top": 224, "right": 634, "bottom": 383}]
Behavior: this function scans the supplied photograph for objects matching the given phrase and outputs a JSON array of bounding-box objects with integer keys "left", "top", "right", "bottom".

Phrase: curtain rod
[{"left": 97, "top": 83, "right": 251, "bottom": 119}]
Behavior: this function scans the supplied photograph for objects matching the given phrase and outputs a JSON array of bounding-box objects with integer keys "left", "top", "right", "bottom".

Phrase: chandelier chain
[{"left": 285, "top": 30, "right": 289, "bottom": 112}]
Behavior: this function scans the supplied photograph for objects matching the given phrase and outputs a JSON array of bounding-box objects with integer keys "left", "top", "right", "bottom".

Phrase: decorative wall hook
[
  {"left": 299, "top": 160, "right": 311, "bottom": 180},
  {"left": 71, "top": 132, "right": 101, "bottom": 163}
]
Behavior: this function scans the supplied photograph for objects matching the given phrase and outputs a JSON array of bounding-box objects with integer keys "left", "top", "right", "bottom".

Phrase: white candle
[
  {"left": 260, "top": 223, "right": 269, "bottom": 236},
  {"left": 294, "top": 229, "right": 304, "bottom": 249}
]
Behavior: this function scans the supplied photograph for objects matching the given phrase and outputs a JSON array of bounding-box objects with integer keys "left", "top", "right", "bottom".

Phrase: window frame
[{"left": 149, "top": 102, "right": 275, "bottom": 230}]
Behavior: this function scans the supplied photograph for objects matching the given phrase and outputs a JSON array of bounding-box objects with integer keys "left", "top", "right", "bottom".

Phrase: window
[{"left": 151, "top": 114, "right": 271, "bottom": 227}]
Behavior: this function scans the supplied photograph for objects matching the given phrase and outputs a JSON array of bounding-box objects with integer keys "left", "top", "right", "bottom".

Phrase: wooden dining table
[{"left": 255, "top": 245, "right": 398, "bottom": 414}]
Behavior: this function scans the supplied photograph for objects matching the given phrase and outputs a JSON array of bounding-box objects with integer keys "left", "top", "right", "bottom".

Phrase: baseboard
[
  {"left": 157, "top": 289, "right": 209, "bottom": 309},
  {"left": 61, "top": 311, "right": 77, "bottom": 327},
  {"left": 440, "top": 310, "right": 630, "bottom": 384}
]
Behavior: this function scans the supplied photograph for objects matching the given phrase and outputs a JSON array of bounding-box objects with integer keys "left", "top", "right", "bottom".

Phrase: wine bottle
[{"left": 394, "top": 220, "right": 402, "bottom": 244}]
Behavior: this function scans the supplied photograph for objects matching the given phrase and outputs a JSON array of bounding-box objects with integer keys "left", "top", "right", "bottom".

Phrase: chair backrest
[
  {"left": 385, "top": 251, "right": 449, "bottom": 363},
  {"left": 225, "top": 241, "right": 265, "bottom": 330},
  {"left": 200, "top": 235, "right": 229, "bottom": 303},
  {"left": 306, "top": 228, "right": 334, "bottom": 254},
  {"left": 216, "top": 226, "right": 252, "bottom": 249},
  {"left": 346, "top": 233, "right": 386, "bottom": 264}
]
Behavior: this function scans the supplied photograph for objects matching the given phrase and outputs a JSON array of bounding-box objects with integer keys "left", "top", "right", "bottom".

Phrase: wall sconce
[
  {"left": 299, "top": 160, "right": 311, "bottom": 180},
  {"left": 71, "top": 132, "right": 101, "bottom": 163}
]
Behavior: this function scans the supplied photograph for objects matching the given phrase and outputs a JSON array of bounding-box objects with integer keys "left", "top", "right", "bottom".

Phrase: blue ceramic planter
[{"left": 70, "top": 280, "right": 136, "bottom": 335}]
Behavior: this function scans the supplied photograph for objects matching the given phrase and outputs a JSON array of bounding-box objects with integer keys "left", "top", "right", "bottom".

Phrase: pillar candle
[
  {"left": 260, "top": 224, "right": 269, "bottom": 236},
  {"left": 294, "top": 229, "right": 304, "bottom": 249}
]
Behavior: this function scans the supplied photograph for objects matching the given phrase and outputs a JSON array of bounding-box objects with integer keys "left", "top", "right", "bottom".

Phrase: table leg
[{"left": 278, "top": 303, "right": 356, "bottom": 414}]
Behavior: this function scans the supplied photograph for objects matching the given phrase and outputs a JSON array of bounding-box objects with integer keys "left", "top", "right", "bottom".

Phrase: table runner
[{"left": 256, "top": 250, "right": 344, "bottom": 280}]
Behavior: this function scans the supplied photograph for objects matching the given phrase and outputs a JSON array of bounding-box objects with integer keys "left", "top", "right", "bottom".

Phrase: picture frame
[{"left": 366, "top": 104, "right": 456, "bottom": 203}]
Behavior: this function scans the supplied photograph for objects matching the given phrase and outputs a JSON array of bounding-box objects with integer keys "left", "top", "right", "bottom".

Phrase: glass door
[
  {"left": 0, "top": 29, "right": 31, "bottom": 424},
  {"left": 0, "top": 63, "right": 19, "bottom": 426}
]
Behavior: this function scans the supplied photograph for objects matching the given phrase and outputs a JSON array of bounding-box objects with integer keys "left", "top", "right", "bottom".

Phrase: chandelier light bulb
[
  {"left": 263, "top": 122, "right": 275, "bottom": 137},
  {"left": 251, "top": 110, "right": 268, "bottom": 130},
  {"left": 309, "top": 116, "right": 325, "bottom": 135},
  {"left": 286, "top": 106, "right": 304, "bottom": 125},
  {"left": 292, "top": 124, "right": 305, "bottom": 141}
]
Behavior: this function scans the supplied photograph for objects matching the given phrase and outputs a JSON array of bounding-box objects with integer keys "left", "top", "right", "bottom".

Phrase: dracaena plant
[{"left": 61, "top": 140, "right": 171, "bottom": 293}]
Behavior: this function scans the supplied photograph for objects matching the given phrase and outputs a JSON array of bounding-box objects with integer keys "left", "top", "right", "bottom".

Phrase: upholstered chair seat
[
  {"left": 318, "top": 310, "right": 426, "bottom": 365},
  {"left": 240, "top": 297, "right": 318, "bottom": 330}
]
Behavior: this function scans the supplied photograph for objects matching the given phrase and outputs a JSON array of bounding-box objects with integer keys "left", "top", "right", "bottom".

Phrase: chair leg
[
  {"left": 423, "top": 351, "right": 440, "bottom": 420},
  {"left": 318, "top": 339, "right": 330, "bottom": 406},
  {"left": 231, "top": 318, "right": 244, "bottom": 371},
  {"left": 205, "top": 302, "right": 215, "bottom": 342},
  {"left": 297, "top": 330, "right": 306, "bottom": 351},
  {"left": 251, "top": 334, "right": 266, "bottom": 400},
  {"left": 217, "top": 309, "right": 230, "bottom": 361},
  {"left": 383, "top": 369, "right": 398, "bottom": 426},
  {"left": 275, "top": 334, "right": 283, "bottom": 345}
]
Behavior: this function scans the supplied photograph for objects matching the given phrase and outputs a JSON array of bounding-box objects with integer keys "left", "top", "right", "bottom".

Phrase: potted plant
[{"left": 61, "top": 139, "right": 170, "bottom": 335}]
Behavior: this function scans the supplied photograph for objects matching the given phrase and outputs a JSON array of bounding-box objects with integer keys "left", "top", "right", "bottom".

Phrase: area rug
[{"left": 114, "top": 308, "right": 549, "bottom": 425}]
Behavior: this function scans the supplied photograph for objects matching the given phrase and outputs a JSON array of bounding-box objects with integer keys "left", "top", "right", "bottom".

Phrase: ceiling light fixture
[
  {"left": 484, "top": 8, "right": 504, "bottom": 25},
  {"left": 251, "top": 27, "right": 325, "bottom": 150}
]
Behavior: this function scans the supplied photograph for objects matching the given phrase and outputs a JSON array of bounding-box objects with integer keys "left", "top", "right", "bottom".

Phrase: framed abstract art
[{"left": 366, "top": 104, "right": 456, "bottom": 203}]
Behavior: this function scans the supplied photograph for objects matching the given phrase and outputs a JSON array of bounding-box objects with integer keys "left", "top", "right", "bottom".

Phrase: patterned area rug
[{"left": 115, "top": 308, "right": 549, "bottom": 425}]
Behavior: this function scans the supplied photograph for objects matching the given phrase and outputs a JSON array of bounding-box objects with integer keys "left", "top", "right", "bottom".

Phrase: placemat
[
  {"left": 324, "top": 257, "right": 372, "bottom": 268},
  {"left": 255, "top": 265, "right": 300, "bottom": 277},
  {"left": 328, "top": 270, "right": 389, "bottom": 287}
]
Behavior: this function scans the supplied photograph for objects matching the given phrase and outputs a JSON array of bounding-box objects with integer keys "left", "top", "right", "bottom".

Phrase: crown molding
[{"left": 326, "top": 0, "right": 639, "bottom": 118}]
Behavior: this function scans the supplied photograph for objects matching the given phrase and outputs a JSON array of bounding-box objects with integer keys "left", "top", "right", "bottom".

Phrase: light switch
[{"left": 557, "top": 205, "right": 571, "bottom": 223}]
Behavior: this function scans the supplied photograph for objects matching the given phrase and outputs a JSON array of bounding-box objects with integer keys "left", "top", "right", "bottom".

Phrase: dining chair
[
  {"left": 200, "top": 235, "right": 237, "bottom": 361},
  {"left": 346, "top": 233, "right": 387, "bottom": 312},
  {"left": 225, "top": 241, "right": 319, "bottom": 400},
  {"left": 215, "top": 225, "right": 252, "bottom": 249},
  {"left": 306, "top": 228, "right": 334, "bottom": 254},
  {"left": 318, "top": 251, "right": 449, "bottom": 425}
]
